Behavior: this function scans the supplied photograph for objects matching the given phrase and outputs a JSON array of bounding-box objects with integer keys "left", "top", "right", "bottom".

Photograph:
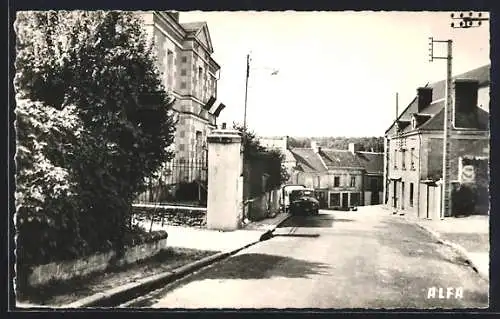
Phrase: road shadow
[
  {"left": 279, "top": 215, "right": 354, "bottom": 228},
  {"left": 194, "top": 253, "right": 331, "bottom": 280}
]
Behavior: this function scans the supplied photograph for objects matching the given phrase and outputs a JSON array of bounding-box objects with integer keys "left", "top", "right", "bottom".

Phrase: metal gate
[{"left": 135, "top": 157, "right": 208, "bottom": 206}]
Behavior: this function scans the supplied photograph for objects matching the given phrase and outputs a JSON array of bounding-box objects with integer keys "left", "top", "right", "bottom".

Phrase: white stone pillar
[
  {"left": 206, "top": 129, "right": 244, "bottom": 230},
  {"left": 271, "top": 189, "right": 279, "bottom": 214}
]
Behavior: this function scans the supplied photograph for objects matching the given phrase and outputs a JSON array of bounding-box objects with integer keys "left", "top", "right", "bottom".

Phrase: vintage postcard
[{"left": 13, "top": 10, "right": 490, "bottom": 310}]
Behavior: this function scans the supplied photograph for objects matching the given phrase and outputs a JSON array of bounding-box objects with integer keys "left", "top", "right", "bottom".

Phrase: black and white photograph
[{"left": 12, "top": 9, "right": 490, "bottom": 310}]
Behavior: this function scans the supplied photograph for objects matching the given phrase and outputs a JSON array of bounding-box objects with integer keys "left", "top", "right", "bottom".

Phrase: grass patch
[{"left": 17, "top": 247, "right": 218, "bottom": 307}]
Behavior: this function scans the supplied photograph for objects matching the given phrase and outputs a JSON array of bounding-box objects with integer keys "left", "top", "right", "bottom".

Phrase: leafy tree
[
  {"left": 14, "top": 10, "right": 176, "bottom": 275},
  {"left": 232, "top": 122, "right": 289, "bottom": 190}
]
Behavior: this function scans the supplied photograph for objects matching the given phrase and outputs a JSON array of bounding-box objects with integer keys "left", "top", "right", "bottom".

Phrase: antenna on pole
[
  {"left": 428, "top": 36, "right": 453, "bottom": 219},
  {"left": 450, "top": 11, "right": 489, "bottom": 28}
]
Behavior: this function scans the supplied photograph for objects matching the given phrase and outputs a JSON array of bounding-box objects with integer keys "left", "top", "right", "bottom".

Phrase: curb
[
  {"left": 259, "top": 213, "right": 291, "bottom": 241},
  {"left": 63, "top": 215, "right": 291, "bottom": 308},
  {"left": 414, "top": 222, "right": 489, "bottom": 281}
]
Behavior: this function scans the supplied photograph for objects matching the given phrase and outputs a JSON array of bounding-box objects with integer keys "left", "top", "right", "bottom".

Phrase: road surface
[{"left": 124, "top": 206, "right": 488, "bottom": 309}]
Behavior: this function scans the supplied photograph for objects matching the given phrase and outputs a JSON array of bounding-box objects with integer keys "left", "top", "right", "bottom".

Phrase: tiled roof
[
  {"left": 419, "top": 107, "right": 490, "bottom": 130},
  {"left": 386, "top": 64, "right": 490, "bottom": 136},
  {"left": 290, "top": 147, "right": 384, "bottom": 175},
  {"left": 356, "top": 152, "right": 384, "bottom": 174},
  {"left": 319, "top": 149, "right": 364, "bottom": 169},
  {"left": 289, "top": 148, "right": 327, "bottom": 173}
]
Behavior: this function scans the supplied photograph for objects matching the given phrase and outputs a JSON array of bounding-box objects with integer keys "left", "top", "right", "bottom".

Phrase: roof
[
  {"left": 180, "top": 22, "right": 205, "bottom": 33},
  {"left": 289, "top": 148, "right": 327, "bottom": 173},
  {"left": 290, "top": 147, "right": 384, "bottom": 175},
  {"left": 356, "top": 152, "right": 384, "bottom": 174},
  {"left": 386, "top": 64, "right": 490, "bottom": 136},
  {"left": 319, "top": 149, "right": 364, "bottom": 169},
  {"left": 420, "top": 107, "right": 489, "bottom": 130}
]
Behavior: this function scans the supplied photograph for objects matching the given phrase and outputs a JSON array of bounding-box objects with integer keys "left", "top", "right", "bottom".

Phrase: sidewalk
[
  {"left": 136, "top": 211, "right": 290, "bottom": 252},
  {"left": 399, "top": 213, "right": 489, "bottom": 280},
  {"left": 17, "top": 212, "right": 291, "bottom": 309}
]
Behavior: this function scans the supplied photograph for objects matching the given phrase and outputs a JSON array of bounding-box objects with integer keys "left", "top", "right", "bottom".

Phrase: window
[
  {"left": 180, "top": 69, "right": 187, "bottom": 76},
  {"left": 195, "top": 131, "right": 203, "bottom": 153},
  {"left": 350, "top": 176, "right": 356, "bottom": 187},
  {"left": 179, "top": 130, "right": 185, "bottom": 138},
  {"left": 401, "top": 149, "right": 406, "bottom": 170},
  {"left": 401, "top": 182, "right": 405, "bottom": 210},
  {"left": 334, "top": 176, "right": 340, "bottom": 187},
  {"left": 198, "top": 67, "right": 203, "bottom": 97},
  {"left": 410, "top": 147, "right": 415, "bottom": 170},
  {"left": 409, "top": 183, "right": 414, "bottom": 207},
  {"left": 180, "top": 81, "right": 187, "bottom": 89},
  {"left": 394, "top": 150, "right": 398, "bottom": 169},
  {"left": 181, "top": 56, "right": 187, "bottom": 63},
  {"left": 179, "top": 144, "right": 185, "bottom": 151},
  {"left": 350, "top": 193, "right": 360, "bottom": 206},
  {"left": 329, "top": 193, "right": 340, "bottom": 207},
  {"left": 167, "top": 50, "right": 174, "bottom": 87}
]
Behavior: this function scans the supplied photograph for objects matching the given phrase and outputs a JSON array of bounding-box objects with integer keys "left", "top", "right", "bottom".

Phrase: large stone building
[
  {"left": 139, "top": 11, "right": 225, "bottom": 163},
  {"left": 384, "top": 64, "right": 490, "bottom": 219}
]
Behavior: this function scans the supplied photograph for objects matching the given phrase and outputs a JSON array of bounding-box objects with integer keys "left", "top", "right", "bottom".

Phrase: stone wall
[{"left": 27, "top": 237, "right": 168, "bottom": 288}]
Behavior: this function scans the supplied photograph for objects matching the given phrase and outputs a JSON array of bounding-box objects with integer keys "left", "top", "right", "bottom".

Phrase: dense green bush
[
  {"left": 14, "top": 11, "right": 176, "bottom": 288},
  {"left": 232, "top": 122, "right": 289, "bottom": 197}
]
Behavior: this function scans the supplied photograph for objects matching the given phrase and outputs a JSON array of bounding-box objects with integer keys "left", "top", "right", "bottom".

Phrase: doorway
[
  {"left": 392, "top": 181, "right": 398, "bottom": 208},
  {"left": 401, "top": 182, "right": 405, "bottom": 210},
  {"left": 341, "top": 193, "right": 349, "bottom": 208}
]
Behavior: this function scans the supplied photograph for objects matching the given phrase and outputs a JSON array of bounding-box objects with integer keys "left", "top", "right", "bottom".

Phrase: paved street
[{"left": 125, "top": 206, "right": 488, "bottom": 309}]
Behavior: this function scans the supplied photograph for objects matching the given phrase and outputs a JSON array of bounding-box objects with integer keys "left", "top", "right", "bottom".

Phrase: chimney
[
  {"left": 454, "top": 79, "right": 479, "bottom": 114},
  {"left": 311, "top": 140, "right": 319, "bottom": 153},
  {"left": 417, "top": 87, "right": 433, "bottom": 112},
  {"left": 453, "top": 79, "right": 479, "bottom": 128},
  {"left": 348, "top": 142, "right": 359, "bottom": 155}
]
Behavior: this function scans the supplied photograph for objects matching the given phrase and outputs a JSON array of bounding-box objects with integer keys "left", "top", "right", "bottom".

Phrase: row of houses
[
  {"left": 258, "top": 137, "right": 384, "bottom": 209},
  {"left": 258, "top": 63, "right": 490, "bottom": 217},
  {"left": 383, "top": 64, "right": 490, "bottom": 219}
]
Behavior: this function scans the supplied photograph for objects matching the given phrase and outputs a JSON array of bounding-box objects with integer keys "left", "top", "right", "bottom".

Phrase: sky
[{"left": 179, "top": 11, "right": 490, "bottom": 138}]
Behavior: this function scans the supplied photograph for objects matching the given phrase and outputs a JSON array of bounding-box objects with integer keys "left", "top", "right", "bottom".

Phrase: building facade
[
  {"left": 384, "top": 64, "right": 490, "bottom": 219},
  {"left": 289, "top": 142, "right": 384, "bottom": 209},
  {"left": 139, "top": 11, "right": 226, "bottom": 163}
]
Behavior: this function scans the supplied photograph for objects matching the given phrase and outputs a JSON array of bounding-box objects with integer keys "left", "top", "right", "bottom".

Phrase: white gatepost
[{"left": 206, "top": 129, "right": 244, "bottom": 230}]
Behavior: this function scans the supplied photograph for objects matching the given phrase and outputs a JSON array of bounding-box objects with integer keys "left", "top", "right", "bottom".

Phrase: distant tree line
[{"left": 287, "top": 136, "right": 384, "bottom": 152}]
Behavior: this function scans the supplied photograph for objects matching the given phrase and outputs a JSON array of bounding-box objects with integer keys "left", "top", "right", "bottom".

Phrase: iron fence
[{"left": 135, "top": 157, "right": 208, "bottom": 206}]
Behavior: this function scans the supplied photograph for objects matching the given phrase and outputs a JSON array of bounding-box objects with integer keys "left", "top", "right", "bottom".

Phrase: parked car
[
  {"left": 289, "top": 188, "right": 320, "bottom": 215},
  {"left": 280, "top": 184, "right": 306, "bottom": 213}
]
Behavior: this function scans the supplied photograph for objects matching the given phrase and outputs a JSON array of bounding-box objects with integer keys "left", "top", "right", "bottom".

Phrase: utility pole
[
  {"left": 428, "top": 37, "right": 453, "bottom": 219},
  {"left": 243, "top": 53, "right": 250, "bottom": 132}
]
